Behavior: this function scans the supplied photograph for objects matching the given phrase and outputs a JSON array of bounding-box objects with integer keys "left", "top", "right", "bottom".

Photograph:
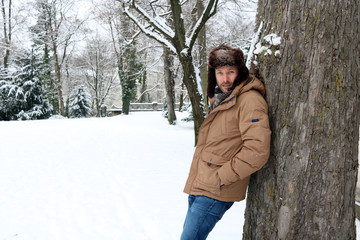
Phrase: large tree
[
  {"left": 80, "top": 37, "right": 118, "bottom": 117},
  {"left": 107, "top": 3, "right": 142, "bottom": 115},
  {"left": 33, "top": 0, "right": 83, "bottom": 116},
  {"left": 30, "top": 1, "right": 57, "bottom": 113},
  {"left": 118, "top": 0, "right": 219, "bottom": 144},
  {"left": 243, "top": 1, "right": 359, "bottom": 239}
]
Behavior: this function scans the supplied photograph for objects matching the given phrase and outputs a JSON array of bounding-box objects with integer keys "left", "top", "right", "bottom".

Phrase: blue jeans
[{"left": 180, "top": 195, "right": 234, "bottom": 240}]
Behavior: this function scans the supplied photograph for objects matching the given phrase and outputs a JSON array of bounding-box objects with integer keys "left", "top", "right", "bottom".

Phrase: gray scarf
[{"left": 213, "top": 87, "right": 232, "bottom": 109}]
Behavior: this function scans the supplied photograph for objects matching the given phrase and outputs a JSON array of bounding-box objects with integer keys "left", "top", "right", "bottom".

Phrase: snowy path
[{"left": 0, "top": 112, "right": 246, "bottom": 240}]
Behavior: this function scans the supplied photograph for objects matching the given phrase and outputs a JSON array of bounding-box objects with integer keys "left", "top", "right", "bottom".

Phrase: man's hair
[{"left": 207, "top": 45, "right": 249, "bottom": 98}]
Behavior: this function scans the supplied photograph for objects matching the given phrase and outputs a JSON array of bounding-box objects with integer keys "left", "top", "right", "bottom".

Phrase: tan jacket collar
[{"left": 208, "top": 76, "right": 265, "bottom": 111}]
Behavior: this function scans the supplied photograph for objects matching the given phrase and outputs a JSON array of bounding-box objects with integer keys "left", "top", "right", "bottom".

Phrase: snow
[
  {"left": 0, "top": 111, "right": 246, "bottom": 240},
  {"left": 263, "top": 33, "right": 281, "bottom": 46},
  {"left": 133, "top": 2, "right": 175, "bottom": 38},
  {"left": 124, "top": 7, "right": 176, "bottom": 54},
  {"left": 193, "top": 61, "right": 204, "bottom": 97},
  {"left": 253, "top": 42, "right": 269, "bottom": 55},
  {"left": 246, "top": 21, "right": 263, "bottom": 68},
  {"left": 247, "top": 23, "right": 282, "bottom": 67}
]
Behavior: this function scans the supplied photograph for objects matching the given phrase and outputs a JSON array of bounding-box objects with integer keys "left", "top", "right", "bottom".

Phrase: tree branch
[
  {"left": 123, "top": 6, "right": 176, "bottom": 53},
  {"left": 129, "top": 0, "right": 174, "bottom": 39},
  {"left": 135, "top": 83, "right": 160, "bottom": 103},
  {"left": 187, "top": 0, "right": 218, "bottom": 51},
  {"left": 124, "top": 30, "right": 141, "bottom": 45}
]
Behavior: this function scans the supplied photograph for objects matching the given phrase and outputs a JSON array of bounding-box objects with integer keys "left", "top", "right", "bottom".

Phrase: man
[{"left": 181, "top": 45, "right": 271, "bottom": 240}]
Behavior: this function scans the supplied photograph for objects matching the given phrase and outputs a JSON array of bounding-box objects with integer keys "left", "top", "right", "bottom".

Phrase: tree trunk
[
  {"left": 170, "top": 0, "right": 205, "bottom": 144},
  {"left": 243, "top": 1, "right": 359, "bottom": 239},
  {"left": 179, "top": 82, "right": 185, "bottom": 111},
  {"left": 196, "top": 0, "right": 208, "bottom": 112},
  {"left": 53, "top": 44, "right": 65, "bottom": 116},
  {"left": 1, "top": 0, "right": 11, "bottom": 69},
  {"left": 163, "top": 46, "right": 177, "bottom": 125},
  {"left": 180, "top": 54, "right": 205, "bottom": 144},
  {"left": 118, "top": 5, "right": 137, "bottom": 115}
]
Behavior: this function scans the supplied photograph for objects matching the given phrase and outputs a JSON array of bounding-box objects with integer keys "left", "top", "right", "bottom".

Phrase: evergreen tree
[
  {"left": 69, "top": 85, "right": 92, "bottom": 118},
  {"left": 30, "top": 0, "right": 59, "bottom": 114},
  {"left": 13, "top": 50, "right": 53, "bottom": 120},
  {"left": 118, "top": 43, "right": 138, "bottom": 115},
  {"left": 0, "top": 69, "right": 22, "bottom": 120},
  {"left": 1, "top": 51, "right": 52, "bottom": 121}
]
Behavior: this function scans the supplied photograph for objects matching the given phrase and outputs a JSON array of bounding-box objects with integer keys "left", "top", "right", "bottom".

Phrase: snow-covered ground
[
  {"left": 0, "top": 112, "right": 245, "bottom": 240},
  {"left": 0, "top": 111, "right": 358, "bottom": 239}
]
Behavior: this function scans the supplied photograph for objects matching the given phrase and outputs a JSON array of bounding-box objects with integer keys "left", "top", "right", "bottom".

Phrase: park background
[{"left": 1, "top": 0, "right": 359, "bottom": 239}]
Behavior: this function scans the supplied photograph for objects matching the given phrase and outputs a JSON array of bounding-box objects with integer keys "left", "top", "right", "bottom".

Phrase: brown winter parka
[{"left": 183, "top": 77, "right": 271, "bottom": 202}]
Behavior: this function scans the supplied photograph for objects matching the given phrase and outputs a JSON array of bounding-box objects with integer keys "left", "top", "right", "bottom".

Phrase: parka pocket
[
  {"left": 193, "top": 159, "right": 222, "bottom": 196},
  {"left": 193, "top": 178, "right": 221, "bottom": 196}
]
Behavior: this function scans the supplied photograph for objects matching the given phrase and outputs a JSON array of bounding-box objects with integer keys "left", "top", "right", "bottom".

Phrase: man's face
[{"left": 215, "top": 66, "right": 239, "bottom": 93}]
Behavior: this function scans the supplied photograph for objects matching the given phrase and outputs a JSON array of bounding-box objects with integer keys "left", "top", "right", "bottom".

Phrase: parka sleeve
[{"left": 217, "top": 91, "right": 271, "bottom": 185}]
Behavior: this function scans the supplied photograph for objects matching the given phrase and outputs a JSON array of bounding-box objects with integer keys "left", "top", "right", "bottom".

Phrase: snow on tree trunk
[
  {"left": 243, "top": 1, "right": 359, "bottom": 239},
  {"left": 180, "top": 53, "right": 205, "bottom": 144},
  {"left": 194, "top": 0, "right": 208, "bottom": 112}
]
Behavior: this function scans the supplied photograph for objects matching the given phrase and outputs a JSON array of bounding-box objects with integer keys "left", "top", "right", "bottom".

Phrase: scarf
[{"left": 213, "top": 87, "right": 232, "bottom": 109}]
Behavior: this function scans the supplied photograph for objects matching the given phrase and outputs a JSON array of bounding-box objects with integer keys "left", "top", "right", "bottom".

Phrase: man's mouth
[{"left": 222, "top": 83, "right": 232, "bottom": 89}]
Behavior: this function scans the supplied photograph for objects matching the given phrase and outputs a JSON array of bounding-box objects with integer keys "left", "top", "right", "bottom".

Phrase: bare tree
[
  {"left": 243, "top": 0, "right": 359, "bottom": 239},
  {"left": 118, "top": 0, "right": 219, "bottom": 144},
  {"left": 1, "top": 0, "right": 11, "bottom": 68},
  {"left": 79, "top": 37, "right": 118, "bottom": 117},
  {"left": 36, "top": 0, "right": 84, "bottom": 116}
]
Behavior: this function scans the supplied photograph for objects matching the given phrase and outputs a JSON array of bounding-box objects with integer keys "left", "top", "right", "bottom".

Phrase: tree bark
[
  {"left": 163, "top": 46, "right": 177, "bottom": 125},
  {"left": 118, "top": 6, "right": 137, "bottom": 115},
  {"left": 53, "top": 42, "right": 65, "bottom": 116},
  {"left": 196, "top": 0, "right": 208, "bottom": 112},
  {"left": 180, "top": 53, "right": 205, "bottom": 143},
  {"left": 243, "top": 1, "right": 359, "bottom": 239},
  {"left": 1, "top": 0, "right": 11, "bottom": 68}
]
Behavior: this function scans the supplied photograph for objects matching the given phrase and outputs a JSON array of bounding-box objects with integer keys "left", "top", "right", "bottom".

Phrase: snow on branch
[
  {"left": 130, "top": 0, "right": 175, "bottom": 39},
  {"left": 124, "top": 30, "right": 142, "bottom": 45},
  {"left": 124, "top": 6, "right": 176, "bottom": 53},
  {"left": 187, "top": 0, "right": 219, "bottom": 51},
  {"left": 135, "top": 83, "right": 160, "bottom": 103}
]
